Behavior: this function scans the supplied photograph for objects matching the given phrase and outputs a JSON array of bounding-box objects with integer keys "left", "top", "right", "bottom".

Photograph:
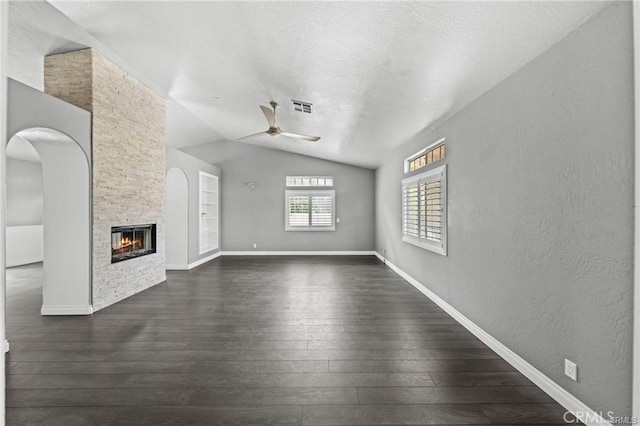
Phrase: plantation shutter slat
[
  {"left": 288, "top": 195, "right": 310, "bottom": 227},
  {"left": 311, "top": 195, "right": 333, "bottom": 227},
  {"left": 401, "top": 164, "right": 446, "bottom": 255},
  {"left": 420, "top": 181, "right": 442, "bottom": 242},
  {"left": 403, "top": 184, "right": 420, "bottom": 237},
  {"left": 285, "top": 189, "right": 335, "bottom": 231}
]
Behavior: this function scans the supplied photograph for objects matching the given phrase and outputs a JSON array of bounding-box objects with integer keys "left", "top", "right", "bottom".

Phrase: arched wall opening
[
  {"left": 166, "top": 167, "right": 189, "bottom": 269},
  {"left": 7, "top": 78, "right": 93, "bottom": 315},
  {"left": 7, "top": 128, "right": 91, "bottom": 314}
]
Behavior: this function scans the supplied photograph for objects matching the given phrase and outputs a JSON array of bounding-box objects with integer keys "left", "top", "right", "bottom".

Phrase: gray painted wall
[
  {"left": 184, "top": 141, "right": 375, "bottom": 252},
  {"left": 7, "top": 157, "right": 42, "bottom": 226},
  {"left": 165, "top": 167, "right": 189, "bottom": 267},
  {"left": 375, "top": 1, "right": 632, "bottom": 417},
  {"left": 166, "top": 147, "right": 221, "bottom": 264}
]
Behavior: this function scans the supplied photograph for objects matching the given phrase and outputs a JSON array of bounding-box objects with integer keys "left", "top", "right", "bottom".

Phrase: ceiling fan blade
[
  {"left": 280, "top": 131, "right": 321, "bottom": 142},
  {"left": 260, "top": 105, "right": 276, "bottom": 128},
  {"left": 236, "top": 131, "right": 269, "bottom": 141}
]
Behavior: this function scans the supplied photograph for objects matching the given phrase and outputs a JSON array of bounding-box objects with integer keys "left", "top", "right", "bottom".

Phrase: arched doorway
[
  {"left": 166, "top": 167, "right": 189, "bottom": 269},
  {"left": 6, "top": 128, "right": 91, "bottom": 314},
  {"left": 6, "top": 78, "right": 93, "bottom": 316}
]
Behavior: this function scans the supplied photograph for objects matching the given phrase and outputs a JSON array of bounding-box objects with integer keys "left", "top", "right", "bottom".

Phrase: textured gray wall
[
  {"left": 166, "top": 148, "right": 221, "bottom": 263},
  {"left": 375, "top": 1, "right": 632, "bottom": 417},
  {"left": 6, "top": 158, "right": 42, "bottom": 226},
  {"left": 185, "top": 141, "right": 374, "bottom": 252}
]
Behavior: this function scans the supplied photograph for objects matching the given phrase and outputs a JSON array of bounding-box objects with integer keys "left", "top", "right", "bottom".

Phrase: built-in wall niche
[
  {"left": 199, "top": 171, "right": 219, "bottom": 254},
  {"left": 111, "top": 224, "right": 157, "bottom": 263}
]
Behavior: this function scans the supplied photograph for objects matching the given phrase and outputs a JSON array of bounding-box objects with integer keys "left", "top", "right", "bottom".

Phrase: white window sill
[
  {"left": 402, "top": 235, "right": 447, "bottom": 256},
  {"left": 285, "top": 226, "right": 336, "bottom": 232}
]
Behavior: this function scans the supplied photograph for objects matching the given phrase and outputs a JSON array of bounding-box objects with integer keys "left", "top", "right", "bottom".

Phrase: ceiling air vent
[{"left": 292, "top": 100, "right": 312, "bottom": 114}]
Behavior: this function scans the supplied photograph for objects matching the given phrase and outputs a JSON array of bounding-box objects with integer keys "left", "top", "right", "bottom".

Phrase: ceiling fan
[{"left": 236, "top": 101, "right": 321, "bottom": 142}]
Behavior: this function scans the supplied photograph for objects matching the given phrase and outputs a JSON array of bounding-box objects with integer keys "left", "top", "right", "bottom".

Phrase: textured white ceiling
[{"left": 11, "top": 1, "right": 611, "bottom": 168}]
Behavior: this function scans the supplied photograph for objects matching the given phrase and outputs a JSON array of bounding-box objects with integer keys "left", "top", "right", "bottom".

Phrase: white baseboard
[
  {"left": 166, "top": 252, "right": 222, "bottom": 271},
  {"left": 188, "top": 251, "right": 222, "bottom": 269},
  {"left": 40, "top": 305, "right": 93, "bottom": 316},
  {"left": 169, "top": 251, "right": 376, "bottom": 269},
  {"left": 166, "top": 263, "right": 189, "bottom": 270},
  {"left": 222, "top": 251, "right": 376, "bottom": 256},
  {"left": 375, "top": 252, "right": 612, "bottom": 426}
]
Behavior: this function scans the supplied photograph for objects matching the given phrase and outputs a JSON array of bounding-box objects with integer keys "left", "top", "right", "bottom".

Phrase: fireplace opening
[{"left": 111, "top": 224, "right": 156, "bottom": 263}]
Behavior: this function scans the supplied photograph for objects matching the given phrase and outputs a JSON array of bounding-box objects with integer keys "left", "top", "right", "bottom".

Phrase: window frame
[
  {"left": 401, "top": 164, "right": 447, "bottom": 256},
  {"left": 404, "top": 137, "right": 446, "bottom": 173},
  {"left": 285, "top": 189, "right": 336, "bottom": 232},
  {"left": 285, "top": 176, "right": 334, "bottom": 187}
]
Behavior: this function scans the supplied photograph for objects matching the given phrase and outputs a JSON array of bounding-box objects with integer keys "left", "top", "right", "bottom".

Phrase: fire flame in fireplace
[
  {"left": 113, "top": 237, "right": 142, "bottom": 254},
  {"left": 119, "top": 237, "right": 141, "bottom": 248}
]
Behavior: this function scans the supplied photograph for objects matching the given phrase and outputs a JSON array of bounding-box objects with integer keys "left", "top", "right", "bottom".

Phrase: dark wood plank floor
[{"left": 5, "top": 256, "right": 575, "bottom": 425}]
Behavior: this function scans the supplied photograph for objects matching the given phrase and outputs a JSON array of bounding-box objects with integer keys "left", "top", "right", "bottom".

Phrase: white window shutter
[
  {"left": 402, "top": 164, "right": 447, "bottom": 255},
  {"left": 285, "top": 190, "right": 336, "bottom": 231}
]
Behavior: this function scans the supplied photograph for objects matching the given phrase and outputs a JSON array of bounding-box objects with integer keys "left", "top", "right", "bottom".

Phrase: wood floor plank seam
[{"left": 5, "top": 257, "right": 583, "bottom": 425}]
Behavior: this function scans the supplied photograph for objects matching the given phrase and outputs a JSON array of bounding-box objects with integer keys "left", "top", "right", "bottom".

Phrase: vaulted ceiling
[{"left": 9, "top": 1, "right": 611, "bottom": 168}]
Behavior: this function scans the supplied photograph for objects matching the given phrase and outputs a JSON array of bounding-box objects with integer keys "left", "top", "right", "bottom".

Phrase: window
[
  {"left": 285, "top": 176, "right": 336, "bottom": 231},
  {"left": 402, "top": 164, "right": 447, "bottom": 255},
  {"left": 286, "top": 176, "right": 334, "bottom": 187},
  {"left": 405, "top": 138, "right": 446, "bottom": 173},
  {"left": 285, "top": 190, "right": 335, "bottom": 231}
]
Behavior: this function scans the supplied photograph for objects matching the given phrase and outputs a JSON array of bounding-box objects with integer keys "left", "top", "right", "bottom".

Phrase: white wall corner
[
  {"left": 633, "top": 0, "right": 640, "bottom": 420},
  {"left": 40, "top": 305, "right": 94, "bottom": 316},
  {"left": 374, "top": 252, "right": 613, "bottom": 426},
  {"left": 166, "top": 264, "right": 190, "bottom": 271},
  {"left": 187, "top": 251, "right": 222, "bottom": 269}
]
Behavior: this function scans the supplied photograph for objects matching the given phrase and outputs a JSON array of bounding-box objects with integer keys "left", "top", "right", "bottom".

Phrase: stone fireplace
[{"left": 44, "top": 48, "right": 166, "bottom": 311}]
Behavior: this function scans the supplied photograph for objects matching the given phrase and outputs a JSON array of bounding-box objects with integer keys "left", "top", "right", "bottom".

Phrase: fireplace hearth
[{"left": 111, "top": 224, "right": 156, "bottom": 263}]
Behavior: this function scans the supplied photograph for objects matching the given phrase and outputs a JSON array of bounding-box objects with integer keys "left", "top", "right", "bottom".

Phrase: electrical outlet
[
  {"left": 253, "top": 243, "right": 257, "bottom": 249},
  {"left": 565, "top": 359, "right": 577, "bottom": 381}
]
